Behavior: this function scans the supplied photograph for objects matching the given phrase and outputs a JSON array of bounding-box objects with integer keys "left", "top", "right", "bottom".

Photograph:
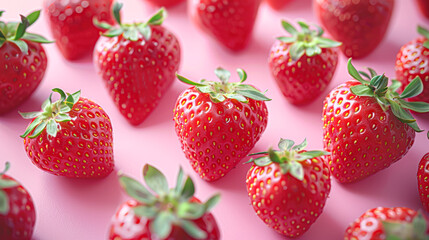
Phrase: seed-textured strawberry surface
[
  {"left": 418, "top": 153, "right": 429, "bottom": 212},
  {"left": 94, "top": 5, "right": 181, "bottom": 125}
]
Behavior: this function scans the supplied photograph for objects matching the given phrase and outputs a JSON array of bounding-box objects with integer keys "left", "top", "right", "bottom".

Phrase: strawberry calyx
[
  {"left": 382, "top": 211, "right": 429, "bottom": 240},
  {"left": 94, "top": 2, "right": 166, "bottom": 41},
  {"left": 417, "top": 25, "right": 429, "bottom": 49},
  {"left": 277, "top": 20, "right": 341, "bottom": 61},
  {"left": 0, "top": 162, "right": 19, "bottom": 215},
  {"left": 176, "top": 67, "right": 271, "bottom": 103},
  {"left": 0, "top": 10, "right": 53, "bottom": 54},
  {"left": 118, "top": 164, "right": 220, "bottom": 239},
  {"left": 19, "top": 88, "right": 81, "bottom": 139},
  {"left": 347, "top": 58, "right": 429, "bottom": 132},
  {"left": 246, "top": 139, "right": 330, "bottom": 181}
]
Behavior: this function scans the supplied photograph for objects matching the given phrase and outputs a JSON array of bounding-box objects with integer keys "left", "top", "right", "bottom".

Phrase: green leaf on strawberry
[
  {"left": 176, "top": 68, "right": 271, "bottom": 103},
  {"left": 348, "top": 58, "right": 429, "bottom": 132},
  {"left": 278, "top": 20, "right": 341, "bottom": 60},
  {"left": 94, "top": 2, "right": 166, "bottom": 41},
  {"left": 0, "top": 10, "right": 53, "bottom": 53},
  {"left": 0, "top": 162, "right": 18, "bottom": 214},
  {"left": 383, "top": 211, "right": 429, "bottom": 240},
  {"left": 118, "top": 164, "right": 220, "bottom": 240}
]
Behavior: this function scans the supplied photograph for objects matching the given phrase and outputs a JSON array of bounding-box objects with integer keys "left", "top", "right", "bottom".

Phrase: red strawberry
[
  {"left": 20, "top": 88, "right": 114, "bottom": 178},
  {"left": 323, "top": 59, "right": 429, "bottom": 183},
  {"left": 0, "top": 10, "right": 51, "bottom": 115},
  {"left": 189, "top": 0, "right": 261, "bottom": 51},
  {"left": 44, "top": 0, "right": 114, "bottom": 60},
  {"left": 345, "top": 207, "right": 429, "bottom": 240},
  {"left": 174, "top": 68, "right": 270, "bottom": 181},
  {"left": 418, "top": 153, "right": 429, "bottom": 212},
  {"left": 416, "top": 0, "right": 429, "bottom": 19},
  {"left": 109, "top": 164, "right": 220, "bottom": 240},
  {"left": 314, "top": 0, "right": 394, "bottom": 58},
  {"left": 0, "top": 162, "right": 36, "bottom": 240},
  {"left": 396, "top": 26, "right": 429, "bottom": 104},
  {"left": 94, "top": 4, "right": 181, "bottom": 126},
  {"left": 266, "top": 0, "right": 293, "bottom": 10},
  {"left": 269, "top": 20, "right": 341, "bottom": 105},
  {"left": 246, "top": 138, "right": 331, "bottom": 237},
  {"left": 143, "top": 0, "right": 184, "bottom": 8}
]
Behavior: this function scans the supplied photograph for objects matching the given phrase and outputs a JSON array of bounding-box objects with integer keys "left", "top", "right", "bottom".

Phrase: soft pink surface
[{"left": 1, "top": 0, "right": 429, "bottom": 239}]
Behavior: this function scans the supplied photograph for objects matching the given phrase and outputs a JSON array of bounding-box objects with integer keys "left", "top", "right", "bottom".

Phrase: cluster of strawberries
[{"left": 2, "top": 0, "right": 429, "bottom": 239}]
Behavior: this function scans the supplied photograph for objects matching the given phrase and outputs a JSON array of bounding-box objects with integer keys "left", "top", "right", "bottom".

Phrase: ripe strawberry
[
  {"left": 20, "top": 88, "right": 114, "bottom": 178},
  {"left": 418, "top": 153, "right": 429, "bottom": 212},
  {"left": 396, "top": 26, "right": 429, "bottom": 104},
  {"left": 266, "top": 0, "right": 293, "bottom": 10},
  {"left": 0, "top": 10, "right": 51, "bottom": 115},
  {"left": 416, "top": 0, "right": 429, "bottom": 19},
  {"left": 246, "top": 138, "right": 331, "bottom": 237},
  {"left": 323, "top": 59, "right": 429, "bottom": 183},
  {"left": 0, "top": 162, "right": 36, "bottom": 240},
  {"left": 143, "top": 0, "right": 184, "bottom": 8},
  {"left": 345, "top": 207, "right": 429, "bottom": 240},
  {"left": 44, "top": 0, "right": 114, "bottom": 60},
  {"left": 174, "top": 68, "right": 270, "bottom": 181},
  {"left": 94, "top": 3, "right": 181, "bottom": 126},
  {"left": 189, "top": 0, "right": 261, "bottom": 51},
  {"left": 314, "top": 0, "right": 394, "bottom": 58},
  {"left": 109, "top": 164, "right": 220, "bottom": 240},
  {"left": 269, "top": 20, "right": 341, "bottom": 105}
]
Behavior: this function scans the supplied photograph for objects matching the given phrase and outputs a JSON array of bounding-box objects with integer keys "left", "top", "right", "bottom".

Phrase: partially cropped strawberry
[
  {"left": 416, "top": 0, "right": 429, "bottom": 19},
  {"left": 246, "top": 139, "right": 331, "bottom": 237},
  {"left": 109, "top": 164, "right": 220, "bottom": 240},
  {"left": 94, "top": 3, "right": 181, "bottom": 125},
  {"left": 0, "top": 10, "right": 52, "bottom": 115},
  {"left": 418, "top": 153, "right": 429, "bottom": 212},
  {"left": 174, "top": 68, "right": 270, "bottom": 181},
  {"left": 323, "top": 59, "right": 429, "bottom": 183},
  {"left": 396, "top": 26, "right": 429, "bottom": 104},
  {"left": 0, "top": 162, "right": 36, "bottom": 240},
  {"left": 143, "top": 0, "right": 184, "bottom": 8},
  {"left": 44, "top": 0, "right": 114, "bottom": 60},
  {"left": 189, "top": 0, "right": 261, "bottom": 51},
  {"left": 314, "top": 0, "right": 394, "bottom": 58},
  {"left": 345, "top": 207, "right": 429, "bottom": 240},
  {"left": 20, "top": 88, "right": 114, "bottom": 178},
  {"left": 266, "top": 0, "right": 293, "bottom": 10},
  {"left": 269, "top": 20, "right": 341, "bottom": 105}
]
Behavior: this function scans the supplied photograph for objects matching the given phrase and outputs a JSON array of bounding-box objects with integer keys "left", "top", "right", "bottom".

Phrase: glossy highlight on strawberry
[
  {"left": 109, "top": 164, "right": 220, "bottom": 240},
  {"left": 246, "top": 138, "right": 331, "bottom": 237},
  {"left": 323, "top": 59, "right": 429, "bottom": 183},
  {"left": 20, "top": 88, "right": 114, "bottom": 178},
  {"left": 94, "top": 3, "right": 181, "bottom": 125},
  {"left": 174, "top": 68, "right": 270, "bottom": 181},
  {"left": 0, "top": 10, "right": 52, "bottom": 115}
]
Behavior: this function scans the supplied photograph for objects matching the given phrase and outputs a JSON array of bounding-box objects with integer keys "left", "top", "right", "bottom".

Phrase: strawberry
[
  {"left": 143, "top": 0, "right": 184, "bottom": 8},
  {"left": 269, "top": 20, "right": 341, "bottom": 105},
  {"left": 20, "top": 88, "right": 114, "bottom": 178},
  {"left": 266, "top": 0, "right": 293, "bottom": 10},
  {"left": 94, "top": 3, "right": 181, "bottom": 126},
  {"left": 109, "top": 164, "right": 220, "bottom": 240},
  {"left": 189, "top": 0, "right": 261, "bottom": 51},
  {"left": 323, "top": 59, "right": 429, "bottom": 183},
  {"left": 174, "top": 68, "right": 270, "bottom": 181},
  {"left": 345, "top": 207, "right": 429, "bottom": 240},
  {"left": 416, "top": 0, "right": 429, "bottom": 19},
  {"left": 0, "top": 10, "right": 52, "bottom": 115},
  {"left": 418, "top": 153, "right": 429, "bottom": 212},
  {"left": 396, "top": 26, "right": 429, "bottom": 104},
  {"left": 44, "top": 0, "right": 115, "bottom": 60},
  {"left": 0, "top": 162, "right": 36, "bottom": 240},
  {"left": 314, "top": 0, "right": 394, "bottom": 58},
  {"left": 246, "top": 138, "right": 331, "bottom": 237}
]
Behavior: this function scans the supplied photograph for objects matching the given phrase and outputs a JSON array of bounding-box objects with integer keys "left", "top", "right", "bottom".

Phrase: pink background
[{"left": 1, "top": 0, "right": 429, "bottom": 239}]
